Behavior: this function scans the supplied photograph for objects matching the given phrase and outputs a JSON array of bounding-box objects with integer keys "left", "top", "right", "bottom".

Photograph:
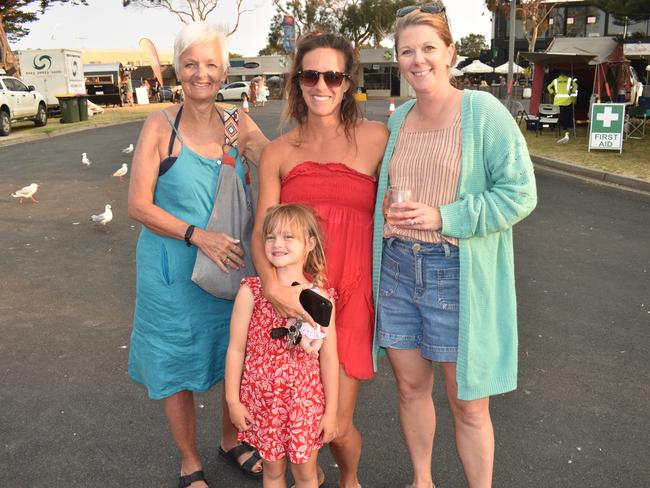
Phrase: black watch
[{"left": 184, "top": 225, "right": 196, "bottom": 247}]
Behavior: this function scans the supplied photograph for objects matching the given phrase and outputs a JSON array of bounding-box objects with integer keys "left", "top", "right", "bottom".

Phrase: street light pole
[{"left": 506, "top": 0, "right": 516, "bottom": 110}]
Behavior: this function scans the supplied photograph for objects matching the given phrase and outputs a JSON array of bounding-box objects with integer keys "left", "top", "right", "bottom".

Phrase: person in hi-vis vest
[{"left": 547, "top": 73, "right": 578, "bottom": 129}]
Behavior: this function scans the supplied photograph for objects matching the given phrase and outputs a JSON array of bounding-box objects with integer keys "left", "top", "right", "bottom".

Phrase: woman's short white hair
[{"left": 173, "top": 22, "right": 229, "bottom": 74}]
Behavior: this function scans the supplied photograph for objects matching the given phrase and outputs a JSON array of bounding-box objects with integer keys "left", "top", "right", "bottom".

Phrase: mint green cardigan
[{"left": 371, "top": 90, "right": 538, "bottom": 401}]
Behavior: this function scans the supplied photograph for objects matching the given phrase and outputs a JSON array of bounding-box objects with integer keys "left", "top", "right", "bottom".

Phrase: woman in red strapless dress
[
  {"left": 252, "top": 33, "right": 388, "bottom": 488},
  {"left": 281, "top": 162, "right": 376, "bottom": 379}
]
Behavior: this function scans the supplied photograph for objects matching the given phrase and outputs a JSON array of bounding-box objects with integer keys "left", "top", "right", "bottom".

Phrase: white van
[{"left": 16, "top": 49, "right": 85, "bottom": 109}]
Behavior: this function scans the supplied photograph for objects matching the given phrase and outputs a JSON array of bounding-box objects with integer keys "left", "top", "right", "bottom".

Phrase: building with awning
[
  {"left": 624, "top": 43, "right": 650, "bottom": 60},
  {"left": 520, "top": 37, "right": 632, "bottom": 119}
]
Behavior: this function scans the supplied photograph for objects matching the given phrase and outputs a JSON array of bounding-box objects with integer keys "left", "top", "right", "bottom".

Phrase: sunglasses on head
[
  {"left": 297, "top": 70, "right": 349, "bottom": 88},
  {"left": 396, "top": 3, "right": 447, "bottom": 20}
]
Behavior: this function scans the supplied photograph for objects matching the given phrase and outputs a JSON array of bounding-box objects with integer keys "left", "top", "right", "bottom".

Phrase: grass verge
[{"left": 522, "top": 123, "right": 650, "bottom": 181}]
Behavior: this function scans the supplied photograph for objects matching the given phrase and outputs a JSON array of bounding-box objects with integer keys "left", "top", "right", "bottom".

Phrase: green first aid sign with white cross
[{"left": 588, "top": 103, "right": 625, "bottom": 153}]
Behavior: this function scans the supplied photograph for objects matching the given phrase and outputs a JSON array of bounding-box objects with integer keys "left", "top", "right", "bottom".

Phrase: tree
[
  {"left": 339, "top": 0, "right": 412, "bottom": 50},
  {"left": 260, "top": 0, "right": 410, "bottom": 55},
  {"left": 122, "top": 0, "right": 253, "bottom": 36},
  {"left": 0, "top": 0, "right": 88, "bottom": 42},
  {"left": 590, "top": 0, "right": 650, "bottom": 18},
  {"left": 258, "top": 12, "right": 283, "bottom": 55},
  {"left": 269, "top": 0, "right": 337, "bottom": 40},
  {"left": 455, "top": 33, "right": 488, "bottom": 58},
  {"left": 485, "top": 0, "right": 557, "bottom": 52}
]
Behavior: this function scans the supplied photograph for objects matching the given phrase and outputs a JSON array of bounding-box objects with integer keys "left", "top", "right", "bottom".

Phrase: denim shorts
[{"left": 376, "top": 237, "right": 460, "bottom": 362}]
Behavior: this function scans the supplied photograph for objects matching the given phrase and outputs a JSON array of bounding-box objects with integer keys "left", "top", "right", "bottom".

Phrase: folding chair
[
  {"left": 513, "top": 101, "right": 540, "bottom": 135},
  {"left": 626, "top": 106, "right": 647, "bottom": 139},
  {"left": 537, "top": 104, "right": 561, "bottom": 135}
]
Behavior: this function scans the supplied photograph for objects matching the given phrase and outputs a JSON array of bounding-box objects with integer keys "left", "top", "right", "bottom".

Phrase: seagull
[
  {"left": 82, "top": 152, "right": 91, "bottom": 167},
  {"left": 122, "top": 143, "right": 134, "bottom": 154},
  {"left": 112, "top": 163, "right": 128, "bottom": 182},
  {"left": 11, "top": 183, "right": 39, "bottom": 204},
  {"left": 556, "top": 132, "right": 569, "bottom": 144},
  {"left": 90, "top": 204, "right": 113, "bottom": 232}
]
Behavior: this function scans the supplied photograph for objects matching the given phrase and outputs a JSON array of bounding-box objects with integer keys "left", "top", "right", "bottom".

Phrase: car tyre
[
  {"left": 0, "top": 110, "right": 11, "bottom": 137},
  {"left": 216, "top": 93, "right": 224, "bottom": 102},
  {"left": 34, "top": 103, "right": 47, "bottom": 127}
]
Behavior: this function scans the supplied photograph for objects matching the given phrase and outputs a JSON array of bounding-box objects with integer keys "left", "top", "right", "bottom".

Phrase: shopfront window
[
  {"left": 363, "top": 65, "right": 392, "bottom": 90},
  {"left": 549, "top": 8, "right": 565, "bottom": 37},
  {"left": 607, "top": 15, "right": 649, "bottom": 36},
  {"left": 566, "top": 7, "right": 586, "bottom": 37},
  {"left": 585, "top": 7, "right": 605, "bottom": 37}
]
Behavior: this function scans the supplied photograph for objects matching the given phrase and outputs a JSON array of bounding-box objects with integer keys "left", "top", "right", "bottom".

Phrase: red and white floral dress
[{"left": 237, "top": 277, "right": 332, "bottom": 464}]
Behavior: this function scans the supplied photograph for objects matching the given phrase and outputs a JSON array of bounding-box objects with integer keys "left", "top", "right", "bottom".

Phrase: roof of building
[{"left": 520, "top": 37, "right": 623, "bottom": 65}]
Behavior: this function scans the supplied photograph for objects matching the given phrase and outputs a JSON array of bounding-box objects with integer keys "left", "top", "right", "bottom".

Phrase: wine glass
[{"left": 384, "top": 186, "right": 411, "bottom": 213}]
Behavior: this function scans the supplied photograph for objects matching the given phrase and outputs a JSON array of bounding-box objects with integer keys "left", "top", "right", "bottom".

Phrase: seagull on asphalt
[
  {"left": 90, "top": 204, "right": 113, "bottom": 232},
  {"left": 112, "top": 163, "right": 128, "bottom": 182},
  {"left": 82, "top": 152, "right": 91, "bottom": 167},
  {"left": 11, "top": 183, "right": 39, "bottom": 204},
  {"left": 122, "top": 143, "right": 134, "bottom": 154},
  {"left": 556, "top": 132, "right": 569, "bottom": 144}
]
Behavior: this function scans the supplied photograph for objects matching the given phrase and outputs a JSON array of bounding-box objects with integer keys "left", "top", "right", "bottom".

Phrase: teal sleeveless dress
[{"left": 128, "top": 106, "right": 239, "bottom": 400}]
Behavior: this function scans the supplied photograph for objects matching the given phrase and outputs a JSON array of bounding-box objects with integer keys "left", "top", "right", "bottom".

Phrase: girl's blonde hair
[
  {"left": 262, "top": 204, "right": 327, "bottom": 287},
  {"left": 393, "top": 4, "right": 457, "bottom": 74}
]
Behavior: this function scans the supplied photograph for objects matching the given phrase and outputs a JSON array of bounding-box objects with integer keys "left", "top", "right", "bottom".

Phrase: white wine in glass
[{"left": 384, "top": 186, "right": 411, "bottom": 213}]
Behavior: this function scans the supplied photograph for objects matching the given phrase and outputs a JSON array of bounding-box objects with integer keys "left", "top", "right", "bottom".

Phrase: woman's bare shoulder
[
  {"left": 142, "top": 106, "right": 178, "bottom": 133},
  {"left": 357, "top": 118, "right": 389, "bottom": 142},
  {"left": 263, "top": 129, "right": 299, "bottom": 159}
]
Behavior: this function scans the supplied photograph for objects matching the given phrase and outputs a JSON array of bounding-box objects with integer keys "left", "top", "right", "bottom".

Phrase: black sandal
[
  {"left": 218, "top": 442, "right": 263, "bottom": 478},
  {"left": 178, "top": 470, "right": 208, "bottom": 488}
]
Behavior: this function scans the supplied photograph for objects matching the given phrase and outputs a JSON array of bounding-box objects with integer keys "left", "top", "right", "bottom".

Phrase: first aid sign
[{"left": 588, "top": 103, "right": 625, "bottom": 153}]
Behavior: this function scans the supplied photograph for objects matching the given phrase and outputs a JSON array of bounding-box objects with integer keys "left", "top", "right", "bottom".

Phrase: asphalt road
[{"left": 1, "top": 100, "right": 648, "bottom": 487}]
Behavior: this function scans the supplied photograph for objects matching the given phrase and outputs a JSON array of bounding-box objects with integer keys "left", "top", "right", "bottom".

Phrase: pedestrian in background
[
  {"left": 373, "top": 3, "right": 537, "bottom": 487},
  {"left": 249, "top": 78, "right": 258, "bottom": 108},
  {"left": 256, "top": 77, "right": 268, "bottom": 107},
  {"left": 123, "top": 73, "right": 134, "bottom": 106},
  {"left": 127, "top": 22, "right": 269, "bottom": 488}
]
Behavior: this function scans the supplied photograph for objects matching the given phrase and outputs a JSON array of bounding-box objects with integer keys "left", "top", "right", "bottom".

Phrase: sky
[{"left": 13, "top": 0, "right": 493, "bottom": 57}]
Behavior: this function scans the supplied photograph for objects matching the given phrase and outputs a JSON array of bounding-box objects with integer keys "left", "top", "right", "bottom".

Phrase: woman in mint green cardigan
[{"left": 372, "top": 5, "right": 537, "bottom": 488}]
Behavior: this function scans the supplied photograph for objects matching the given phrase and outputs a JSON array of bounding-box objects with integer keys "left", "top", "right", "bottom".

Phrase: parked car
[
  {"left": 216, "top": 81, "right": 250, "bottom": 101},
  {"left": 0, "top": 75, "right": 48, "bottom": 136}
]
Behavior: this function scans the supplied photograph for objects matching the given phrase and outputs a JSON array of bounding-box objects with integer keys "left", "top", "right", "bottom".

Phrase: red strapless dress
[{"left": 281, "top": 162, "right": 377, "bottom": 380}]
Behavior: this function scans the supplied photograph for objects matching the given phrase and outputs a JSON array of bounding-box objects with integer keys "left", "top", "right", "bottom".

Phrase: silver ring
[
  {"left": 222, "top": 256, "right": 229, "bottom": 264},
  {"left": 411, "top": 218, "right": 416, "bottom": 226},
  {"left": 299, "top": 311, "right": 306, "bottom": 318}
]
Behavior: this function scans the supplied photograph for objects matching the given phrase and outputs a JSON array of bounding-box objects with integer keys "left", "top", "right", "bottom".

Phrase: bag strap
[
  {"left": 219, "top": 107, "right": 240, "bottom": 147},
  {"left": 217, "top": 107, "right": 251, "bottom": 186}
]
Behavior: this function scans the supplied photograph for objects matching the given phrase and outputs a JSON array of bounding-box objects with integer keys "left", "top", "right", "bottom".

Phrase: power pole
[{"left": 506, "top": 0, "right": 516, "bottom": 110}]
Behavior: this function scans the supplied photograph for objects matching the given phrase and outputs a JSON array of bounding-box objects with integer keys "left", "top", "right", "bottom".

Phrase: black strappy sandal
[
  {"left": 218, "top": 442, "right": 263, "bottom": 478},
  {"left": 178, "top": 469, "right": 208, "bottom": 488}
]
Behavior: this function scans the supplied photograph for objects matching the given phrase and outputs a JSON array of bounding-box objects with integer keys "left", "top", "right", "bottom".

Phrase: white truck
[
  {"left": 16, "top": 49, "right": 85, "bottom": 109},
  {"left": 0, "top": 74, "right": 48, "bottom": 136}
]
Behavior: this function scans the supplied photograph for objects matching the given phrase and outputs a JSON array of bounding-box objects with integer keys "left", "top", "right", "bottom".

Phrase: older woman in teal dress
[{"left": 127, "top": 23, "right": 268, "bottom": 488}]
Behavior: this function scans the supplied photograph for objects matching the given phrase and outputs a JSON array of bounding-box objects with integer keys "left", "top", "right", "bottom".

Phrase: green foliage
[
  {"left": 455, "top": 33, "right": 488, "bottom": 58},
  {"left": 258, "top": 13, "right": 284, "bottom": 55},
  {"left": 259, "top": 0, "right": 411, "bottom": 54},
  {"left": 339, "top": 0, "right": 412, "bottom": 48},
  {"left": 1, "top": 0, "right": 87, "bottom": 42},
  {"left": 589, "top": 0, "right": 650, "bottom": 19}
]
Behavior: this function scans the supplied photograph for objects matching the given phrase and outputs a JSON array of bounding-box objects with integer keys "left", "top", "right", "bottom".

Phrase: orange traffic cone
[
  {"left": 242, "top": 96, "right": 250, "bottom": 113},
  {"left": 388, "top": 97, "right": 395, "bottom": 116}
]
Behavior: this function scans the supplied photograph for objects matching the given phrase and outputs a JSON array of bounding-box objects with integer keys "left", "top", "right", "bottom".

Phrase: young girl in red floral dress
[{"left": 225, "top": 204, "right": 339, "bottom": 488}]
